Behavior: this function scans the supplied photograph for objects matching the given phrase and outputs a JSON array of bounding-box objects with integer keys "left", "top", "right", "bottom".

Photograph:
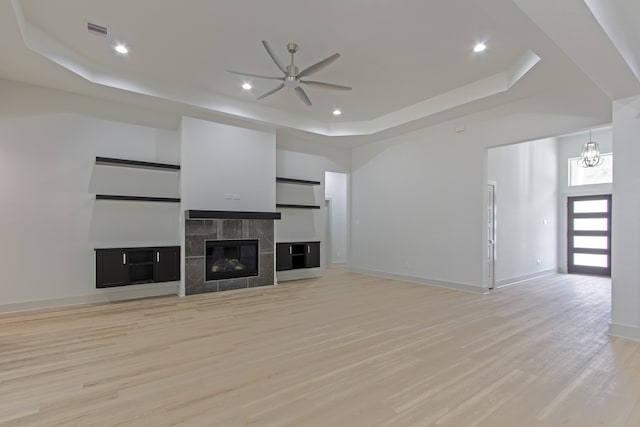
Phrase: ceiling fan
[{"left": 227, "top": 41, "right": 351, "bottom": 106}]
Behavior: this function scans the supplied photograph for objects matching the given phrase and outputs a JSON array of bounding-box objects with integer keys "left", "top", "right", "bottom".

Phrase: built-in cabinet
[
  {"left": 95, "top": 246, "right": 180, "bottom": 288},
  {"left": 275, "top": 176, "right": 322, "bottom": 272},
  {"left": 276, "top": 242, "right": 321, "bottom": 271},
  {"left": 93, "top": 157, "right": 182, "bottom": 289}
]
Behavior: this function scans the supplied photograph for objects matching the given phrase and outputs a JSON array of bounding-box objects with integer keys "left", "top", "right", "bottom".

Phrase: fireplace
[
  {"left": 206, "top": 239, "right": 258, "bottom": 281},
  {"left": 184, "top": 210, "right": 280, "bottom": 295}
]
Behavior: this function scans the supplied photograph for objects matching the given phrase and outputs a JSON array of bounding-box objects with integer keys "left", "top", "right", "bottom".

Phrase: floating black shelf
[
  {"left": 276, "top": 203, "right": 321, "bottom": 209},
  {"left": 96, "top": 195, "right": 181, "bottom": 203},
  {"left": 186, "top": 210, "right": 281, "bottom": 220},
  {"left": 96, "top": 156, "right": 180, "bottom": 171},
  {"left": 276, "top": 177, "right": 321, "bottom": 186}
]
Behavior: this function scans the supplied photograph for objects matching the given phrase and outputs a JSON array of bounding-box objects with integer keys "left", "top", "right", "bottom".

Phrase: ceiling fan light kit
[{"left": 227, "top": 40, "right": 352, "bottom": 106}]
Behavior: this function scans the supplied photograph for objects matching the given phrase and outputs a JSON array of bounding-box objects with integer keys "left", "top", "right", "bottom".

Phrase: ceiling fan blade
[
  {"left": 297, "top": 53, "right": 341, "bottom": 78},
  {"left": 301, "top": 80, "right": 352, "bottom": 91},
  {"left": 226, "top": 70, "right": 282, "bottom": 80},
  {"left": 261, "top": 40, "right": 287, "bottom": 75},
  {"left": 256, "top": 83, "right": 285, "bottom": 100},
  {"left": 294, "top": 87, "right": 312, "bottom": 106}
]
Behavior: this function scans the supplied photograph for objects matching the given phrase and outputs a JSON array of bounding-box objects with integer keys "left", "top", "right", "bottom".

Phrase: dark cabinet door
[
  {"left": 96, "top": 249, "right": 128, "bottom": 288},
  {"left": 154, "top": 247, "right": 180, "bottom": 282},
  {"left": 276, "top": 243, "right": 292, "bottom": 271},
  {"left": 305, "top": 242, "right": 321, "bottom": 268}
]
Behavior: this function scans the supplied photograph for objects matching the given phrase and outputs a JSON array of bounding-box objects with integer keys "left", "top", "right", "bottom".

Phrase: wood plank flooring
[{"left": 1, "top": 270, "right": 638, "bottom": 426}]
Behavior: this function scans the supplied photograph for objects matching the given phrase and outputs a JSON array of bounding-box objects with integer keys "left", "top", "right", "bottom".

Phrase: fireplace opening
[{"left": 205, "top": 239, "right": 259, "bottom": 281}]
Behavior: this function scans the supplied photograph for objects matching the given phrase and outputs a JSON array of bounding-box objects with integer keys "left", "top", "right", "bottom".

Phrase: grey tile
[
  {"left": 185, "top": 235, "right": 206, "bottom": 258},
  {"left": 186, "top": 219, "right": 217, "bottom": 237},
  {"left": 249, "top": 220, "right": 274, "bottom": 252},
  {"left": 185, "top": 257, "right": 206, "bottom": 295},
  {"left": 218, "top": 278, "right": 248, "bottom": 291},
  {"left": 249, "top": 253, "right": 275, "bottom": 288},
  {"left": 185, "top": 220, "right": 205, "bottom": 236},
  {"left": 221, "top": 220, "right": 243, "bottom": 239},
  {"left": 187, "top": 281, "right": 219, "bottom": 295}
]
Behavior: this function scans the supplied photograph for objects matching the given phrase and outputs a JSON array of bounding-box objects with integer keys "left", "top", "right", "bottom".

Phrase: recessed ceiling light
[
  {"left": 473, "top": 43, "right": 486, "bottom": 53},
  {"left": 242, "top": 82, "right": 252, "bottom": 90},
  {"left": 333, "top": 109, "right": 342, "bottom": 116},
  {"left": 114, "top": 44, "right": 129, "bottom": 54}
]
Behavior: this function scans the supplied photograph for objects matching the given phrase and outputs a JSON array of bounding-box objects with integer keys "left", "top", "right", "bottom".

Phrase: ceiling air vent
[{"left": 87, "top": 22, "right": 108, "bottom": 36}]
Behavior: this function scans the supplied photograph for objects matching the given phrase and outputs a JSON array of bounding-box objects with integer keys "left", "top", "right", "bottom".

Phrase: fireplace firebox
[{"left": 205, "top": 239, "right": 259, "bottom": 281}]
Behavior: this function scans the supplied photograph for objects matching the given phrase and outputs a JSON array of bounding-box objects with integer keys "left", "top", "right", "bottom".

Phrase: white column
[{"left": 610, "top": 96, "right": 640, "bottom": 341}]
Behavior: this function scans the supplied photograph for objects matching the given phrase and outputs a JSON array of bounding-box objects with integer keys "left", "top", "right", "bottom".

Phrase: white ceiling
[{"left": 1, "top": 0, "right": 639, "bottom": 138}]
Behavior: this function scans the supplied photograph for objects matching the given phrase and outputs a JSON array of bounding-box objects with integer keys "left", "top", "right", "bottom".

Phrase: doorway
[
  {"left": 324, "top": 171, "right": 348, "bottom": 267},
  {"left": 567, "top": 195, "right": 611, "bottom": 276}
]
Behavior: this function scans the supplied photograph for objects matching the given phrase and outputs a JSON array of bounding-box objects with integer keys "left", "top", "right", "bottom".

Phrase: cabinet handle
[
  {"left": 157, "top": 252, "right": 160, "bottom": 263},
  {"left": 123, "top": 253, "right": 127, "bottom": 265},
  {"left": 289, "top": 246, "right": 292, "bottom": 254},
  {"left": 307, "top": 245, "right": 310, "bottom": 254}
]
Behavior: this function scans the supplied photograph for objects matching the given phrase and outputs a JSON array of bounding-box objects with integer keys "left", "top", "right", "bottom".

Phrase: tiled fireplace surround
[{"left": 184, "top": 211, "right": 279, "bottom": 295}]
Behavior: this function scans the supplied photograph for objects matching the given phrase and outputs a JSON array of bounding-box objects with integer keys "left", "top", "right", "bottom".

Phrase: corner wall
[{"left": 610, "top": 96, "right": 640, "bottom": 341}]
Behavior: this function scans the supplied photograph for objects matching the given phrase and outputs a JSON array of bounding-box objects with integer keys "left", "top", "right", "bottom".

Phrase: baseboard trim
[
  {"left": 349, "top": 267, "right": 486, "bottom": 294},
  {"left": 276, "top": 268, "right": 324, "bottom": 282},
  {"left": 609, "top": 322, "right": 640, "bottom": 342},
  {"left": 495, "top": 269, "right": 557, "bottom": 288},
  {"left": 0, "top": 282, "right": 179, "bottom": 314}
]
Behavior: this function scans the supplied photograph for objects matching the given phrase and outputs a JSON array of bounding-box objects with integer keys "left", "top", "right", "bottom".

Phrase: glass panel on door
[
  {"left": 573, "top": 218, "right": 608, "bottom": 231},
  {"left": 573, "top": 236, "right": 608, "bottom": 250},
  {"left": 573, "top": 199, "right": 608, "bottom": 213},
  {"left": 573, "top": 253, "right": 608, "bottom": 268}
]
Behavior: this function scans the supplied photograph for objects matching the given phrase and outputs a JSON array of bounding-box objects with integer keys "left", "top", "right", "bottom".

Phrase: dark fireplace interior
[{"left": 206, "top": 239, "right": 259, "bottom": 281}]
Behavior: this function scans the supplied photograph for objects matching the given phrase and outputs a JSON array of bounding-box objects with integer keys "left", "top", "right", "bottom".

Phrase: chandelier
[{"left": 577, "top": 130, "right": 604, "bottom": 168}]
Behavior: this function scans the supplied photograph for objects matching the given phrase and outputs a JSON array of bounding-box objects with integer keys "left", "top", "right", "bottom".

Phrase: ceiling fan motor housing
[{"left": 284, "top": 76, "right": 300, "bottom": 88}]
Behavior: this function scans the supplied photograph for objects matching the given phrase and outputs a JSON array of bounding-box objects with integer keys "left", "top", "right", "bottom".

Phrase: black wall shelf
[
  {"left": 276, "top": 177, "right": 320, "bottom": 186},
  {"left": 276, "top": 203, "right": 321, "bottom": 209},
  {"left": 96, "top": 156, "right": 180, "bottom": 171},
  {"left": 187, "top": 210, "right": 281, "bottom": 220},
  {"left": 96, "top": 195, "right": 181, "bottom": 203}
]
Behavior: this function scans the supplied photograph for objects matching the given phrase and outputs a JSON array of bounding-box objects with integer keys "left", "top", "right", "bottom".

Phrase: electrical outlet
[
  {"left": 224, "top": 194, "right": 232, "bottom": 200},
  {"left": 232, "top": 194, "right": 240, "bottom": 200}
]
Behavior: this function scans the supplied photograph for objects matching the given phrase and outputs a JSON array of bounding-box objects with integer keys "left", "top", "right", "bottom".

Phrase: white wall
[
  {"left": 351, "top": 128, "right": 485, "bottom": 292},
  {"left": 556, "top": 127, "right": 612, "bottom": 272},
  {"left": 324, "top": 171, "right": 348, "bottom": 265},
  {"left": 610, "top": 96, "right": 640, "bottom": 341},
  {"left": 350, "top": 88, "right": 612, "bottom": 293},
  {"left": 488, "top": 138, "right": 559, "bottom": 285},
  {"left": 181, "top": 117, "right": 276, "bottom": 211},
  {"left": 0, "top": 80, "right": 181, "bottom": 311}
]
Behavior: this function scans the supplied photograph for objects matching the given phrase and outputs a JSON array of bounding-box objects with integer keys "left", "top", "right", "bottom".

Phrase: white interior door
[{"left": 487, "top": 184, "right": 496, "bottom": 289}]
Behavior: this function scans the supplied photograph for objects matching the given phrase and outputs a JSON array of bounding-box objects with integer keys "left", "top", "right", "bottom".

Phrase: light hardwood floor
[{"left": 1, "top": 270, "right": 638, "bottom": 426}]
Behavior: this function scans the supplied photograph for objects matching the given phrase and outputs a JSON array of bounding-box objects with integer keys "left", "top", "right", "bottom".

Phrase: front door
[{"left": 567, "top": 195, "right": 612, "bottom": 276}]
